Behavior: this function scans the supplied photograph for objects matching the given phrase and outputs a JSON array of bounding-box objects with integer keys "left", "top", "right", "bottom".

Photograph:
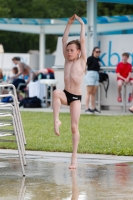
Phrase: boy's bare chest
[{"left": 64, "top": 61, "right": 83, "bottom": 76}]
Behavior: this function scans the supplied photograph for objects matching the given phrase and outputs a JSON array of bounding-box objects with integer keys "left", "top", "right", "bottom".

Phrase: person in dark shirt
[{"left": 85, "top": 46, "right": 101, "bottom": 114}]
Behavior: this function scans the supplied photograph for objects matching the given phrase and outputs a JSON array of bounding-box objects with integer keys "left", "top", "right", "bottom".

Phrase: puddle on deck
[{"left": 0, "top": 155, "right": 133, "bottom": 200}]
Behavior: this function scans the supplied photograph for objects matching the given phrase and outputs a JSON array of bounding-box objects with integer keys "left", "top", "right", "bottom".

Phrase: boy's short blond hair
[
  {"left": 67, "top": 40, "right": 81, "bottom": 50},
  {"left": 122, "top": 53, "right": 129, "bottom": 58}
]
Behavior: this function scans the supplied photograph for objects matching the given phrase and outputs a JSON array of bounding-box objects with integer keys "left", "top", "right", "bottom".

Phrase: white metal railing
[{"left": 52, "top": 66, "right": 117, "bottom": 71}]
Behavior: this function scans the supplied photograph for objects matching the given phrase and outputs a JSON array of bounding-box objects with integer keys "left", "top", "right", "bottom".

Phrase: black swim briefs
[{"left": 63, "top": 90, "right": 82, "bottom": 105}]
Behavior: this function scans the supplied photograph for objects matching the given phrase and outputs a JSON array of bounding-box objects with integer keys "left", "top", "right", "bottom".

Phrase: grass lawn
[{"left": 0, "top": 111, "right": 133, "bottom": 156}]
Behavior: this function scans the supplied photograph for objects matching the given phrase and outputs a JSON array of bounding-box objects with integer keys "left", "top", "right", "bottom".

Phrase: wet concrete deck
[{"left": 0, "top": 150, "right": 133, "bottom": 200}]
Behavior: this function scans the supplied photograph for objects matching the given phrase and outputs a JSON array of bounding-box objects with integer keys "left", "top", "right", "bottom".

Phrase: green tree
[
  {"left": 0, "top": 0, "right": 10, "bottom": 17},
  {"left": 0, "top": 0, "right": 86, "bottom": 53},
  {"left": 98, "top": 3, "right": 133, "bottom": 16},
  {"left": 0, "top": 0, "right": 133, "bottom": 53}
]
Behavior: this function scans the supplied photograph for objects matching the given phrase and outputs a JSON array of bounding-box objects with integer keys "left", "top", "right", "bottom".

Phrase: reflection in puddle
[
  {"left": 71, "top": 170, "right": 79, "bottom": 200},
  {"left": 115, "top": 163, "right": 131, "bottom": 186},
  {"left": 0, "top": 158, "right": 133, "bottom": 199}
]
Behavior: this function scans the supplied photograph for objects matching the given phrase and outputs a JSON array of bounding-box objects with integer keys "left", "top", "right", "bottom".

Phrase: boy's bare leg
[
  {"left": 130, "top": 80, "right": 133, "bottom": 109},
  {"left": 86, "top": 86, "right": 94, "bottom": 109},
  {"left": 52, "top": 90, "right": 67, "bottom": 136},
  {"left": 130, "top": 80, "right": 133, "bottom": 99},
  {"left": 85, "top": 86, "right": 91, "bottom": 110},
  {"left": 91, "top": 86, "right": 98, "bottom": 109},
  {"left": 69, "top": 100, "right": 81, "bottom": 169},
  {"left": 118, "top": 80, "right": 123, "bottom": 98}
]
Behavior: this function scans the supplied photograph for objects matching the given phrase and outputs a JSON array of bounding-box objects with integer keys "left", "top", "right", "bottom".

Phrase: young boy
[
  {"left": 52, "top": 14, "right": 86, "bottom": 169},
  {"left": 116, "top": 52, "right": 133, "bottom": 102}
]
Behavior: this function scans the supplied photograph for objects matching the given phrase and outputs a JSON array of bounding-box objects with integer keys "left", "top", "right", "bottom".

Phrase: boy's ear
[{"left": 78, "top": 49, "right": 81, "bottom": 54}]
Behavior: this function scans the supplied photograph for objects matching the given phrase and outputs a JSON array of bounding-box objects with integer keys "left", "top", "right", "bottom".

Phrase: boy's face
[
  {"left": 66, "top": 44, "right": 80, "bottom": 61},
  {"left": 122, "top": 55, "right": 128, "bottom": 63}
]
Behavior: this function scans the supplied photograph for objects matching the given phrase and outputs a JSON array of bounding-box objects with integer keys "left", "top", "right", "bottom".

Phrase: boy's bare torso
[{"left": 64, "top": 58, "right": 85, "bottom": 95}]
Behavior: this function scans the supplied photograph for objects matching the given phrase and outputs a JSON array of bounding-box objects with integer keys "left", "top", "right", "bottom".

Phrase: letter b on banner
[{"left": 108, "top": 41, "right": 120, "bottom": 66}]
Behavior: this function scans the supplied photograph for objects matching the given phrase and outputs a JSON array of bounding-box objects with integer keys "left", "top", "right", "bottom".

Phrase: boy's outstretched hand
[
  {"left": 68, "top": 14, "right": 75, "bottom": 24},
  {"left": 75, "top": 14, "right": 84, "bottom": 25},
  {"left": 68, "top": 14, "right": 84, "bottom": 25}
]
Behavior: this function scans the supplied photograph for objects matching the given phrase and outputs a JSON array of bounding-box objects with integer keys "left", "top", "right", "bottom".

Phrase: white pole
[
  {"left": 87, "top": 0, "right": 97, "bottom": 56},
  {"left": 0, "top": 44, "right": 4, "bottom": 69},
  {"left": 39, "top": 26, "right": 45, "bottom": 70}
]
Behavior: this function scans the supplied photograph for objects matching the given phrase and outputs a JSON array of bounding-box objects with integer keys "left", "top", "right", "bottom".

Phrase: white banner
[{"left": 55, "top": 34, "right": 133, "bottom": 66}]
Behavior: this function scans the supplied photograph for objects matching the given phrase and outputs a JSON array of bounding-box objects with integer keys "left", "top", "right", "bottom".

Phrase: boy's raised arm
[
  {"left": 62, "top": 15, "right": 75, "bottom": 58},
  {"left": 75, "top": 15, "right": 86, "bottom": 63}
]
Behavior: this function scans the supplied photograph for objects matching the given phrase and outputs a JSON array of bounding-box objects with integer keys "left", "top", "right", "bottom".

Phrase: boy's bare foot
[
  {"left": 54, "top": 120, "right": 61, "bottom": 136},
  {"left": 69, "top": 154, "right": 77, "bottom": 169}
]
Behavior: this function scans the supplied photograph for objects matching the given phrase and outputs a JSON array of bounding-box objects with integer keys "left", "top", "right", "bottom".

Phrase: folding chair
[
  {"left": 0, "top": 101, "right": 26, "bottom": 163},
  {"left": 0, "top": 83, "right": 26, "bottom": 176},
  {"left": 0, "top": 84, "right": 26, "bottom": 146},
  {"left": 0, "top": 112, "right": 25, "bottom": 176}
]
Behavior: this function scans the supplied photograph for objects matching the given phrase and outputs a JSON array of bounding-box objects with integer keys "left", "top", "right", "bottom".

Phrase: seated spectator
[
  {"left": 0, "top": 68, "right": 3, "bottom": 80},
  {"left": 12, "top": 79, "right": 26, "bottom": 91},
  {"left": 1, "top": 66, "right": 26, "bottom": 102},
  {"left": 12, "top": 66, "right": 18, "bottom": 77},
  {"left": 7, "top": 66, "right": 26, "bottom": 91},
  {"left": 7, "top": 66, "right": 18, "bottom": 82},
  {"left": 12, "top": 68, "right": 29, "bottom": 81},
  {"left": 0, "top": 68, "right": 8, "bottom": 95},
  {"left": 116, "top": 53, "right": 133, "bottom": 103},
  {"left": 11, "top": 57, "right": 36, "bottom": 84}
]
